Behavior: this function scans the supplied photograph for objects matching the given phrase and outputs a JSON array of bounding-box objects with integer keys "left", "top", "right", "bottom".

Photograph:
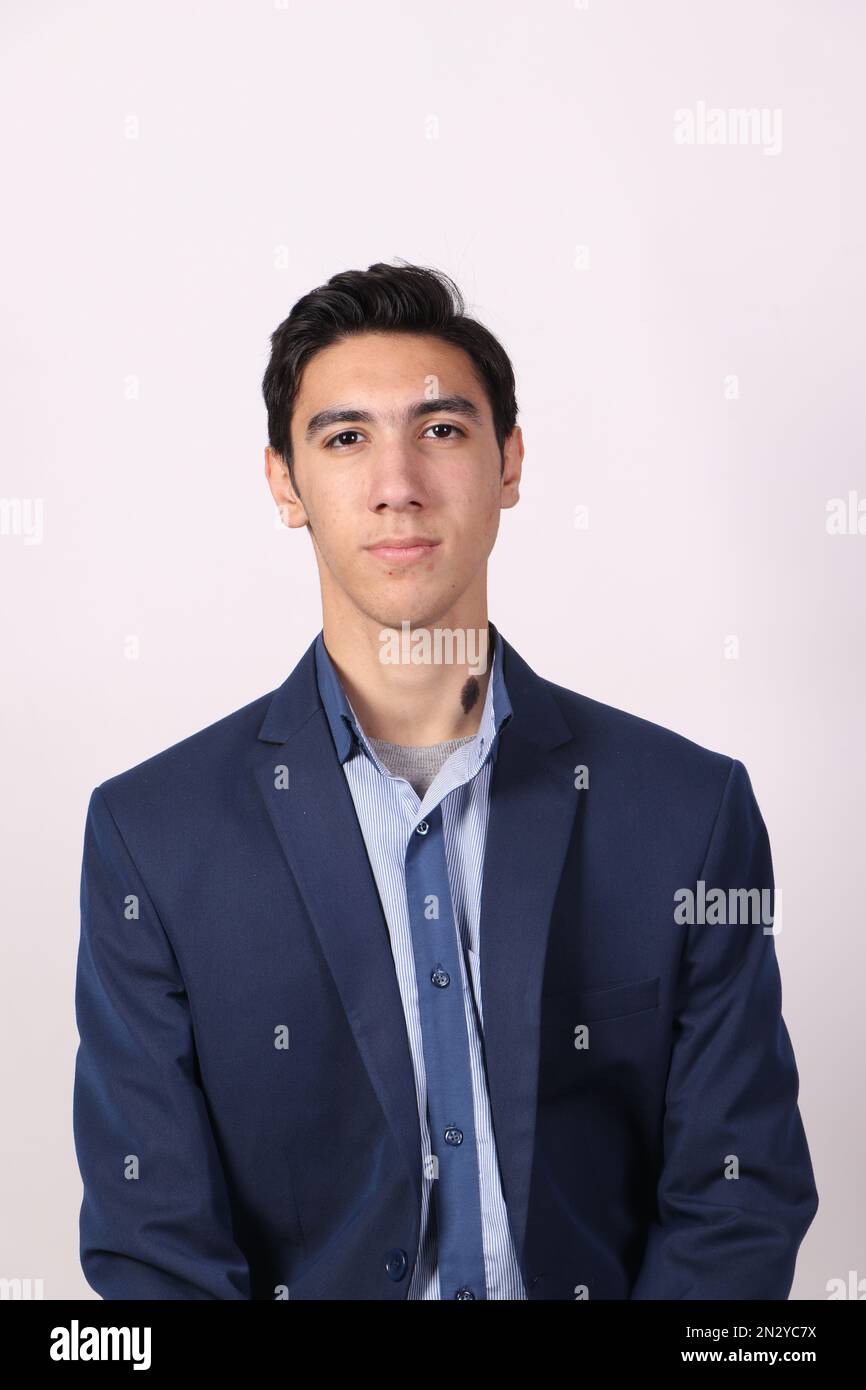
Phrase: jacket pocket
[{"left": 541, "top": 974, "right": 660, "bottom": 1025}]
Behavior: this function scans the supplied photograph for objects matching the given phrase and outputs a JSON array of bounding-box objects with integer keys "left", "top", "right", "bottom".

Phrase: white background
[{"left": 1, "top": 0, "right": 863, "bottom": 1298}]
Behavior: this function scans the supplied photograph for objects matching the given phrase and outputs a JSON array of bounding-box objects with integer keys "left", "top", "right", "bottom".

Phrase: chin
[{"left": 365, "top": 602, "right": 437, "bottom": 636}]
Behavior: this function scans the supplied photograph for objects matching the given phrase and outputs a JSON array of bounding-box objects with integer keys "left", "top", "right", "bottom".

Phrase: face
[{"left": 265, "top": 331, "right": 523, "bottom": 635}]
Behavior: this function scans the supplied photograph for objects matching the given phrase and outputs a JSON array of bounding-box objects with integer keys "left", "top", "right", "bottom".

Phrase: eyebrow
[{"left": 304, "top": 394, "right": 483, "bottom": 442}]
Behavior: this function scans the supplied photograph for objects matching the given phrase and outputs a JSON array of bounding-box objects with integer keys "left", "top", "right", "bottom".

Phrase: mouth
[{"left": 364, "top": 539, "right": 441, "bottom": 565}]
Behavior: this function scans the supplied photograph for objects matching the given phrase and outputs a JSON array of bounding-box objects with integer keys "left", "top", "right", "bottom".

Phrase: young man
[{"left": 73, "top": 262, "right": 818, "bottom": 1300}]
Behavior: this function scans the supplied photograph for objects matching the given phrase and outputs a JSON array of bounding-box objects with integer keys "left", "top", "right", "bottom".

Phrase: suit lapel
[
  {"left": 252, "top": 630, "right": 578, "bottom": 1266},
  {"left": 477, "top": 643, "right": 580, "bottom": 1261}
]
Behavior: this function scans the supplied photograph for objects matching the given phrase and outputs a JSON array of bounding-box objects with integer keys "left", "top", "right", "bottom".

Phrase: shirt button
[
  {"left": 455, "top": 1287, "right": 476, "bottom": 1299},
  {"left": 444, "top": 1127, "right": 464, "bottom": 1146},
  {"left": 431, "top": 968, "right": 450, "bottom": 988},
  {"left": 415, "top": 820, "right": 430, "bottom": 835}
]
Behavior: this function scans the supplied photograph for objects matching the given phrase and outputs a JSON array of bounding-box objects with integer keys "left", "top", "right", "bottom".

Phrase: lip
[{"left": 365, "top": 538, "right": 441, "bottom": 564}]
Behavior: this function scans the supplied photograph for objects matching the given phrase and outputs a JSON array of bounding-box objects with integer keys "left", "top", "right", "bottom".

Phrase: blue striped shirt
[{"left": 314, "top": 622, "right": 527, "bottom": 1300}]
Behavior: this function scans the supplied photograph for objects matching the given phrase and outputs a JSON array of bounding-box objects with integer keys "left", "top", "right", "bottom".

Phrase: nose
[{"left": 366, "top": 438, "right": 429, "bottom": 511}]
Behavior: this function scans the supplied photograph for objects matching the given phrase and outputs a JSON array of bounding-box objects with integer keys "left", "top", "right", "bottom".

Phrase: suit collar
[
  {"left": 312, "top": 620, "right": 513, "bottom": 772},
  {"left": 257, "top": 622, "right": 569, "bottom": 754}
]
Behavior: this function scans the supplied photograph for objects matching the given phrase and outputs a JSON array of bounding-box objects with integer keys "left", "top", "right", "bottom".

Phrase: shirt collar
[{"left": 314, "top": 621, "right": 512, "bottom": 770}]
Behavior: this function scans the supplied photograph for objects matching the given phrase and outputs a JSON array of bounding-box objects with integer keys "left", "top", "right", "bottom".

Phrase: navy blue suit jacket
[{"left": 73, "top": 629, "right": 818, "bottom": 1299}]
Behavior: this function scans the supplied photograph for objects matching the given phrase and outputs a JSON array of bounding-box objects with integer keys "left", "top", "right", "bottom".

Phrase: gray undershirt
[{"left": 366, "top": 734, "right": 476, "bottom": 799}]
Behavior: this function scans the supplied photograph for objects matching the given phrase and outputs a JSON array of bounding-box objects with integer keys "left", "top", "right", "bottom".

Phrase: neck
[{"left": 321, "top": 608, "right": 493, "bottom": 746}]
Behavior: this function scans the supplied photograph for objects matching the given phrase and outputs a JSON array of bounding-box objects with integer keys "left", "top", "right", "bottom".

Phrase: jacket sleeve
[
  {"left": 73, "top": 785, "right": 252, "bottom": 1299},
  {"left": 629, "top": 758, "right": 818, "bottom": 1299}
]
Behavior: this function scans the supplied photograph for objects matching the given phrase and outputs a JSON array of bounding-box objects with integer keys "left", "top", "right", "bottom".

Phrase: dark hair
[{"left": 262, "top": 260, "right": 518, "bottom": 490}]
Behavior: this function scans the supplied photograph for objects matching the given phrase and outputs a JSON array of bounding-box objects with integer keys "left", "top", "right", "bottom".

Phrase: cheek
[
  {"left": 476, "top": 483, "right": 504, "bottom": 533},
  {"left": 310, "top": 488, "right": 352, "bottom": 542},
  {"left": 453, "top": 467, "right": 499, "bottom": 517},
  {"left": 308, "top": 507, "right": 354, "bottom": 574}
]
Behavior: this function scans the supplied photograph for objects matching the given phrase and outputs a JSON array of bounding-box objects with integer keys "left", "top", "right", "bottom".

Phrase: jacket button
[{"left": 385, "top": 1248, "right": 408, "bottom": 1281}]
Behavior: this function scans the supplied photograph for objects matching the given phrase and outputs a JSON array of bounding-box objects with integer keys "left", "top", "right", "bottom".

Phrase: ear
[
  {"left": 264, "top": 447, "right": 309, "bottom": 528},
  {"left": 500, "top": 425, "right": 523, "bottom": 507}
]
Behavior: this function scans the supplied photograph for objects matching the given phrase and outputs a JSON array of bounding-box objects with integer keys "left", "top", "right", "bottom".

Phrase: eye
[
  {"left": 422, "top": 422, "right": 466, "bottom": 440},
  {"left": 324, "top": 430, "right": 365, "bottom": 450},
  {"left": 323, "top": 422, "right": 467, "bottom": 450}
]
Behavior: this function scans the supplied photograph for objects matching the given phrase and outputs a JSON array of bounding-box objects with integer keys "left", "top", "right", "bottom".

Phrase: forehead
[{"left": 295, "top": 331, "right": 485, "bottom": 406}]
